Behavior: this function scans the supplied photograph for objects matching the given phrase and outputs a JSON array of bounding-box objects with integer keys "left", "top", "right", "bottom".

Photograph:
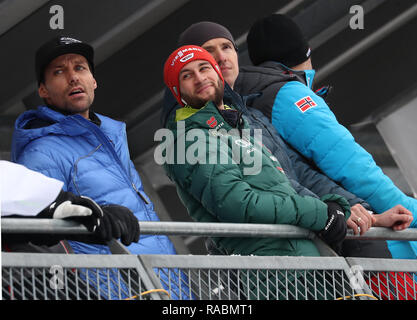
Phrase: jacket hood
[
  {"left": 166, "top": 100, "right": 228, "bottom": 132},
  {"left": 234, "top": 62, "right": 303, "bottom": 94},
  {"left": 274, "top": 62, "right": 316, "bottom": 89},
  {"left": 161, "top": 88, "right": 179, "bottom": 128},
  {"left": 236, "top": 61, "right": 320, "bottom": 93}
]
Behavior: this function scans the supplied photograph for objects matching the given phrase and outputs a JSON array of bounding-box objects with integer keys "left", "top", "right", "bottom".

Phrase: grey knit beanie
[{"left": 177, "top": 21, "right": 237, "bottom": 49}]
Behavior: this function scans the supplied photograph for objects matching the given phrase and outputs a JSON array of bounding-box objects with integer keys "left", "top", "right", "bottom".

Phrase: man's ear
[
  {"left": 38, "top": 83, "right": 49, "bottom": 99},
  {"left": 93, "top": 78, "right": 97, "bottom": 90}
]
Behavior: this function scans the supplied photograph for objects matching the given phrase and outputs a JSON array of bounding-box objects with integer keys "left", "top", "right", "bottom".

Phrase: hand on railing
[
  {"left": 5, "top": 191, "right": 140, "bottom": 246},
  {"left": 372, "top": 205, "right": 413, "bottom": 231},
  {"left": 348, "top": 204, "right": 375, "bottom": 236},
  {"left": 37, "top": 190, "right": 103, "bottom": 233},
  {"left": 98, "top": 205, "right": 140, "bottom": 246},
  {"left": 318, "top": 201, "right": 347, "bottom": 254},
  {"left": 347, "top": 204, "right": 413, "bottom": 237}
]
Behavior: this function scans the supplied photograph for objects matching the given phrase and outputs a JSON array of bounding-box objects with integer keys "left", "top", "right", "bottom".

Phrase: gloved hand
[
  {"left": 318, "top": 201, "right": 347, "bottom": 254},
  {"left": 219, "top": 109, "right": 243, "bottom": 128},
  {"left": 95, "top": 204, "right": 140, "bottom": 246},
  {"left": 38, "top": 190, "right": 103, "bottom": 233}
]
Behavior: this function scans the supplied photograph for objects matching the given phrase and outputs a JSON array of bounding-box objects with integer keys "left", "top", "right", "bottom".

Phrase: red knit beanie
[{"left": 163, "top": 45, "right": 224, "bottom": 106}]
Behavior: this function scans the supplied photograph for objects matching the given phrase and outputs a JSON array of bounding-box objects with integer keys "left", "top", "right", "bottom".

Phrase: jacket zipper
[
  {"left": 131, "top": 181, "right": 149, "bottom": 204},
  {"left": 74, "top": 116, "right": 150, "bottom": 206}
]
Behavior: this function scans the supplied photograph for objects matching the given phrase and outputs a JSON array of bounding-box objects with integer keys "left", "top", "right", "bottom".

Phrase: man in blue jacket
[
  {"left": 11, "top": 36, "right": 186, "bottom": 299},
  {"left": 162, "top": 22, "right": 413, "bottom": 258},
  {"left": 234, "top": 14, "right": 417, "bottom": 259}
]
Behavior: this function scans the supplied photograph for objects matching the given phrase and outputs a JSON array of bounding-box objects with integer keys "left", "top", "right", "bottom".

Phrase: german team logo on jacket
[
  {"left": 206, "top": 116, "right": 218, "bottom": 128},
  {"left": 294, "top": 96, "right": 317, "bottom": 113}
]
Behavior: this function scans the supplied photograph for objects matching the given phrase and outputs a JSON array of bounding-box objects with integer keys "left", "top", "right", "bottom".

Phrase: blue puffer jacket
[
  {"left": 11, "top": 106, "right": 189, "bottom": 299},
  {"left": 235, "top": 61, "right": 417, "bottom": 259}
]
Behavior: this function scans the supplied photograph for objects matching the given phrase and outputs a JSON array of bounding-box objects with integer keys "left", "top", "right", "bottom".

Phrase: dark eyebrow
[
  {"left": 198, "top": 61, "right": 210, "bottom": 67},
  {"left": 49, "top": 59, "right": 88, "bottom": 70},
  {"left": 203, "top": 40, "right": 233, "bottom": 50},
  {"left": 50, "top": 65, "right": 64, "bottom": 69},
  {"left": 179, "top": 68, "right": 190, "bottom": 75},
  {"left": 73, "top": 59, "right": 88, "bottom": 65}
]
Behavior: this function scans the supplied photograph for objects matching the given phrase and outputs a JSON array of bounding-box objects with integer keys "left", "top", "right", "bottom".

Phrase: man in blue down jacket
[
  {"left": 162, "top": 21, "right": 413, "bottom": 258},
  {"left": 234, "top": 14, "right": 417, "bottom": 259},
  {"left": 11, "top": 36, "right": 186, "bottom": 299}
]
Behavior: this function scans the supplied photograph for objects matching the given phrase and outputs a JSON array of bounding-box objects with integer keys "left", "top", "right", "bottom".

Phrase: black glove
[
  {"left": 219, "top": 109, "right": 243, "bottom": 128},
  {"left": 318, "top": 202, "right": 347, "bottom": 254},
  {"left": 95, "top": 204, "right": 140, "bottom": 246},
  {"left": 38, "top": 190, "right": 103, "bottom": 233}
]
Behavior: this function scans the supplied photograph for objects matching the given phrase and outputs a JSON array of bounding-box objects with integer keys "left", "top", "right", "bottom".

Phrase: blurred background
[{"left": 1, "top": 0, "right": 417, "bottom": 254}]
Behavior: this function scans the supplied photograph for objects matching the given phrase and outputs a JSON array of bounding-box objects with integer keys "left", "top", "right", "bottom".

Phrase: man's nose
[
  {"left": 194, "top": 71, "right": 206, "bottom": 83},
  {"left": 67, "top": 69, "right": 79, "bottom": 84},
  {"left": 213, "top": 49, "right": 226, "bottom": 64}
]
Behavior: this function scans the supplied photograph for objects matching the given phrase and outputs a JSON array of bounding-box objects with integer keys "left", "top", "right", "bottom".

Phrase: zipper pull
[{"left": 132, "top": 182, "right": 150, "bottom": 204}]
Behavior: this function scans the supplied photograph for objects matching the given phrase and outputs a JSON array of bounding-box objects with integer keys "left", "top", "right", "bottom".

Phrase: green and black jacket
[{"left": 163, "top": 101, "right": 350, "bottom": 257}]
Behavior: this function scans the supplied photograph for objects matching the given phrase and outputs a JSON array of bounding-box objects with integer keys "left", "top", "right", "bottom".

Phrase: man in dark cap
[
  {"left": 34, "top": 36, "right": 96, "bottom": 119},
  {"left": 11, "top": 35, "right": 188, "bottom": 299},
  {"left": 244, "top": 13, "right": 312, "bottom": 70},
  {"left": 234, "top": 13, "right": 417, "bottom": 259},
  {"left": 177, "top": 21, "right": 239, "bottom": 89}
]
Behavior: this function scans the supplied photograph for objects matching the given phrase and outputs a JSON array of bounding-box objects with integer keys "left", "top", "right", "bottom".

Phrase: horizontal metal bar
[
  {"left": 139, "top": 254, "right": 350, "bottom": 270},
  {"left": 346, "top": 257, "right": 417, "bottom": 272},
  {"left": 2, "top": 218, "right": 417, "bottom": 241},
  {"left": 234, "top": 0, "right": 306, "bottom": 48},
  {"left": 1, "top": 252, "right": 142, "bottom": 268},
  {"left": 1, "top": 218, "right": 87, "bottom": 234},
  {"left": 1, "top": 219, "right": 314, "bottom": 239},
  {"left": 139, "top": 221, "right": 316, "bottom": 239},
  {"left": 346, "top": 227, "right": 417, "bottom": 241},
  {"left": 316, "top": 2, "right": 417, "bottom": 82}
]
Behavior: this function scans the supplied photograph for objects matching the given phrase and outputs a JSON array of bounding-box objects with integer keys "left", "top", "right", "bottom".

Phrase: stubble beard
[
  {"left": 46, "top": 95, "right": 93, "bottom": 117},
  {"left": 182, "top": 78, "right": 224, "bottom": 109}
]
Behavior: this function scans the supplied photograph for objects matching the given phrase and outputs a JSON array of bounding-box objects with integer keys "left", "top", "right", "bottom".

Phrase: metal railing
[
  {"left": 4, "top": 218, "right": 417, "bottom": 241},
  {"left": 2, "top": 218, "right": 417, "bottom": 300}
]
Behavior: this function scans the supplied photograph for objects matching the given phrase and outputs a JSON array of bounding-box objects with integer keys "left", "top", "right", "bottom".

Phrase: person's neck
[
  {"left": 217, "top": 101, "right": 225, "bottom": 110},
  {"left": 45, "top": 104, "right": 90, "bottom": 119},
  {"left": 186, "top": 100, "right": 225, "bottom": 110},
  {"left": 79, "top": 111, "right": 90, "bottom": 120},
  {"left": 290, "top": 58, "right": 313, "bottom": 71}
]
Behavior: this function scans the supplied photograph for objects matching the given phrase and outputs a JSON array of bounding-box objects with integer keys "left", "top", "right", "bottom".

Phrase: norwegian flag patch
[{"left": 294, "top": 96, "right": 317, "bottom": 113}]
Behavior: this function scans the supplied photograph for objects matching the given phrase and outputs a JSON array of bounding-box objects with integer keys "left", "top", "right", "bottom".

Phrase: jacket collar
[
  {"left": 164, "top": 83, "right": 247, "bottom": 127},
  {"left": 272, "top": 62, "right": 316, "bottom": 89},
  {"left": 44, "top": 104, "right": 101, "bottom": 126},
  {"left": 12, "top": 106, "right": 111, "bottom": 162}
]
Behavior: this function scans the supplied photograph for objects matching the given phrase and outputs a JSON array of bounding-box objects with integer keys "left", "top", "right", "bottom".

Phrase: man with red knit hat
[
  {"left": 160, "top": 21, "right": 414, "bottom": 262},
  {"left": 164, "top": 45, "right": 225, "bottom": 110},
  {"left": 161, "top": 45, "right": 353, "bottom": 284},
  {"left": 161, "top": 44, "right": 357, "bottom": 299}
]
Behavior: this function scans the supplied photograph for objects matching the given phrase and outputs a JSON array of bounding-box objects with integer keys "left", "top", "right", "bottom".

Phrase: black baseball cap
[{"left": 35, "top": 35, "right": 94, "bottom": 85}]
